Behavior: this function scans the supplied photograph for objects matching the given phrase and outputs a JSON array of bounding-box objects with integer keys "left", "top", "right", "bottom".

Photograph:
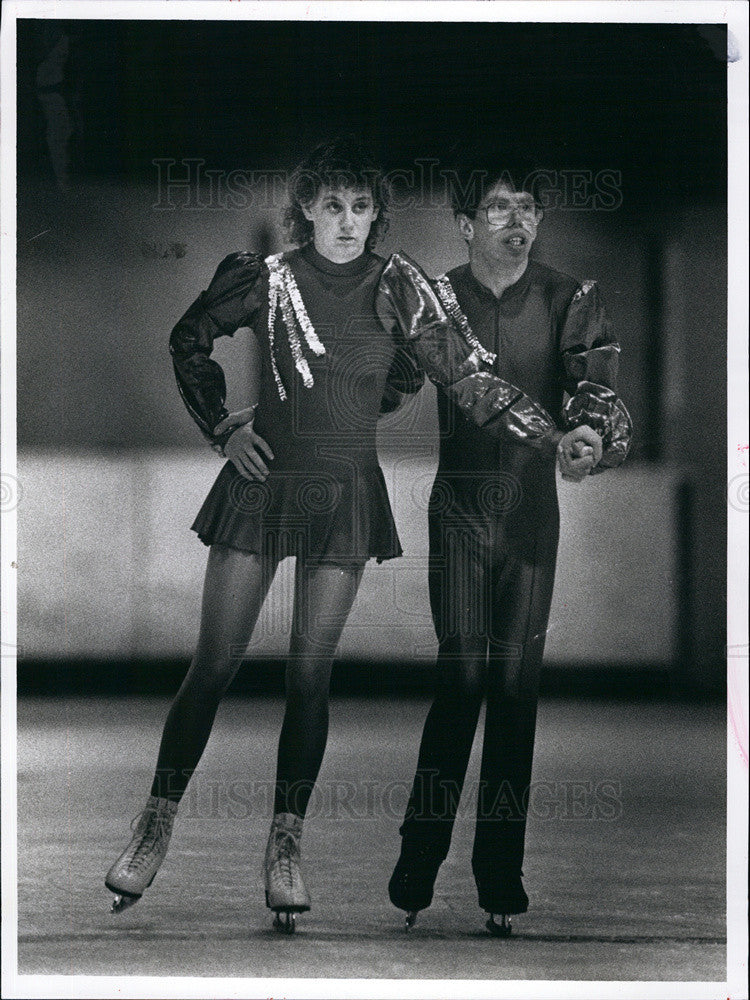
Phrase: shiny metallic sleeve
[
  {"left": 379, "top": 342, "right": 426, "bottom": 415},
  {"left": 559, "top": 281, "right": 633, "bottom": 471},
  {"left": 169, "top": 252, "right": 264, "bottom": 447},
  {"left": 376, "top": 252, "right": 560, "bottom": 455}
]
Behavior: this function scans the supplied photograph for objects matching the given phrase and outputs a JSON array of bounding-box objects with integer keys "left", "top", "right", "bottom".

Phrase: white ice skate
[
  {"left": 105, "top": 795, "right": 178, "bottom": 912},
  {"left": 263, "top": 812, "right": 311, "bottom": 934}
]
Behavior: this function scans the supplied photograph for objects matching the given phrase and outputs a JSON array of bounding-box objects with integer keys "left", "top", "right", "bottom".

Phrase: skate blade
[
  {"left": 265, "top": 891, "right": 310, "bottom": 914},
  {"left": 405, "top": 910, "right": 418, "bottom": 931},
  {"left": 272, "top": 911, "right": 297, "bottom": 934},
  {"left": 486, "top": 913, "right": 512, "bottom": 938},
  {"left": 110, "top": 893, "right": 140, "bottom": 914}
]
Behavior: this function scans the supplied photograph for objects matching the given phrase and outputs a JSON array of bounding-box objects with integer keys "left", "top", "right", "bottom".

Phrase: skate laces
[
  {"left": 271, "top": 828, "right": 301, "bottom": 886},
  {"left": 126, "top": 805, "right": 173, "bottom": 869}
]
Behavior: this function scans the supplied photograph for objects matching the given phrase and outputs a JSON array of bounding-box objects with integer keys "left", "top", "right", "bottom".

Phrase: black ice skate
[
  {"left": 485, "top": 913, "right": 513, "bottom": 937},
  {"left": 388, "top": 841, "right": 445, "bottom": 931},
  {"left": 475, "top": 863, "right": 528, "bottom": 938}
]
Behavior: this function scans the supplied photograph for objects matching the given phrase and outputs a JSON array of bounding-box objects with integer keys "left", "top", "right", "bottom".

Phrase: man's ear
[{"left": 457, "top": 214, "right": 474, "bottom": 242}]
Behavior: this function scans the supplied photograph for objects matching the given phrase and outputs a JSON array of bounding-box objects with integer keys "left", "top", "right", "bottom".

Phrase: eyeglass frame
[{"left": 479, "top": 196, "right": 543, "bottom": 227}]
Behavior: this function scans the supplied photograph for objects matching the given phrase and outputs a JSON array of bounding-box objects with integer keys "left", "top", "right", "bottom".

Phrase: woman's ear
[{"left": 301, "top": 202, "right": 315, "bottom": 222}]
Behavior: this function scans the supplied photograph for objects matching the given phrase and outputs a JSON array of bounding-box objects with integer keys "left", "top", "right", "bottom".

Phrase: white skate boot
[
  {"left": 263, "top": 812, "right": 311, "bottom": 934},
  {"left": 105, "top": 795, "right": 178, "bottom": 912}
]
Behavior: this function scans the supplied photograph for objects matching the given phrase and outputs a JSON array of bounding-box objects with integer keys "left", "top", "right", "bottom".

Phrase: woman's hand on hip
[{"left": 216, "top": 408, "right": 274, "bottom": 481}]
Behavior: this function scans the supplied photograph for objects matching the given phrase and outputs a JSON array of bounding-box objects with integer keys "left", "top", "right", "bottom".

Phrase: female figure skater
[{"left": 104, "top": 136, "right": 595, "bottom": 932}]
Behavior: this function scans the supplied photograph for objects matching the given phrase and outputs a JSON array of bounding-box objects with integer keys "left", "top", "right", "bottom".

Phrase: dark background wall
[
  {"left": 15, "top": 19, "right": 727, "bottom": 690},
  {"left": 17, "top": 21, "right": 725, "bottom": 192}
]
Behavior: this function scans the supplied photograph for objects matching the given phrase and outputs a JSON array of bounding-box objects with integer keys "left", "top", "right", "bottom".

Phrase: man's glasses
[{"left": 481, "top": 199, "right": 539, "bottom": 226}]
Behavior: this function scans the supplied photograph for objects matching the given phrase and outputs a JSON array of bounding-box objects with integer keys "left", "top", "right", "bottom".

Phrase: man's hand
[
  {"left": 214, "top": 408, "right": 274, "bottom": 481},
  {"left": 557, "top": 425, "right": 603, "bottom": 482}
]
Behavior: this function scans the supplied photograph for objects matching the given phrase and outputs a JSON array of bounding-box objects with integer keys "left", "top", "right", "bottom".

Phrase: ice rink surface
[{"left": 17, "top": 694, "right": 725, "bottom": 982}]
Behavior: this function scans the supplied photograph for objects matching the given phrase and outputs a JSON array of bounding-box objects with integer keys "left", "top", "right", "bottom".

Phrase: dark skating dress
[{"left": 171, "top": 243, "right": 409, "bottom": 566}]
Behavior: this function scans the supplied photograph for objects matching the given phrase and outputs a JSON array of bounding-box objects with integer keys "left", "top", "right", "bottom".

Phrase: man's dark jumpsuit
[{"left": 394, "top": 259, "right": 631, "bottom": 913}]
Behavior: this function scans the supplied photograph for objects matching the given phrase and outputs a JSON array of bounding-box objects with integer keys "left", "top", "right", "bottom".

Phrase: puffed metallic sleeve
[
  {"left": 376, "top": 252, "right": 561, "bottom": 456},
  {"left": 169, "top": 251, "right": 265, "bottom": 448},
  {"left": 379, "top": 343, "right": 426, "bottom": 415},
  {"left": 558, "top": 280, "right": 633, "bottom": 471}
]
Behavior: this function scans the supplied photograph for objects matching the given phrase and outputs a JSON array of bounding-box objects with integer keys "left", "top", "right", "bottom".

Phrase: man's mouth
[{"left": 502, "top": 230, "right": 529, "bottom": 248}]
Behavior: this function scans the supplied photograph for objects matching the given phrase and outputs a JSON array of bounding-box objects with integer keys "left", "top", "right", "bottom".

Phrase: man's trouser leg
[
  {"left": 471, "top": 534, "right": 558, "bottom": 912},
  {"left": 399, "top": 522, "right": 492, "bottom": 857}
]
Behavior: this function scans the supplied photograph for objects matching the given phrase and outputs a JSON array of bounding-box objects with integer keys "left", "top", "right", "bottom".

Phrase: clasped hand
[
  {"left": 557, "top": 425, "right": 603, "bottom": 483},
  {"left": 213, "top": 407, "right": 274, "bottom": 481}
]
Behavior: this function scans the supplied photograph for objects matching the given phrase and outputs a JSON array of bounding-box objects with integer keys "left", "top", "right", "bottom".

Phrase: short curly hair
[{"left": 283, "top": 135, "right": 390, "bottom": 250}]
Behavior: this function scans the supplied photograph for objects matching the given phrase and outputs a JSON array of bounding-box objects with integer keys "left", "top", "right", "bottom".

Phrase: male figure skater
[{"left": 388, "top": 157, "right": 632, "bottom": 935}]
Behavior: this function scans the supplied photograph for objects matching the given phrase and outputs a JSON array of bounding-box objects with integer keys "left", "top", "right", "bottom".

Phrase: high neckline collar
[
  {"left": 299, "top": 242, "right": 374, "bottom": 276},
  {"left": 463, "top": 259, "right": 535, "bottom": 302}
]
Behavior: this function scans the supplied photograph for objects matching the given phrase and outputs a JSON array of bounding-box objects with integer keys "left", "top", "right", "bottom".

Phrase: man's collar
[{"left": 459, "top": 259, "right": 535, "bottom": 302}]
